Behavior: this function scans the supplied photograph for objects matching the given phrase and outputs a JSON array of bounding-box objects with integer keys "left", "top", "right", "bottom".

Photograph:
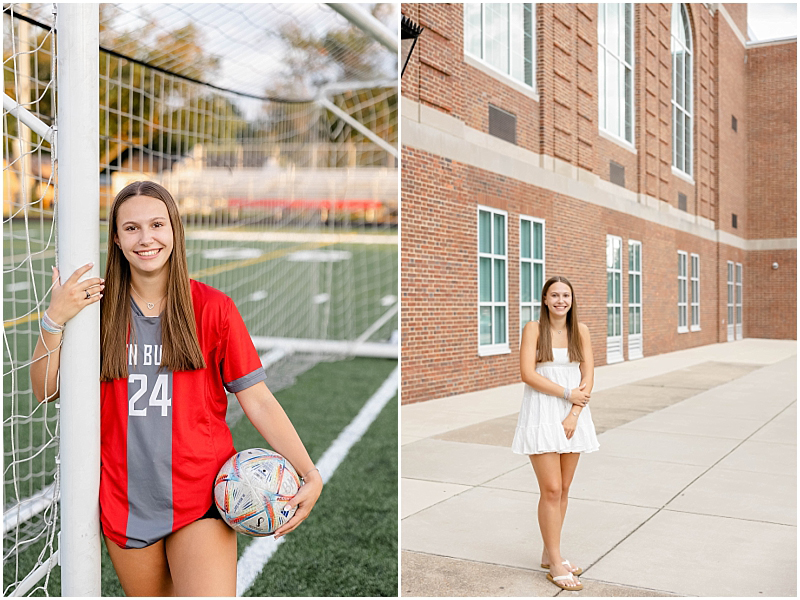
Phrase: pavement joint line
[
  {"left": 473, "top": 482, "right": 798, "bottom": 520},
  {"left": 609, "top": 426, "right": 770, "bottom": 441},
  {"left": 477, "top": 490, "right": 678, "bottom": 512},
  {"left": 401, "top": 466, "right": 523, "bottom": 519},
  {"left": 401, "top": 550, "right": 681, "bottom": 597},
  {"left": 658, "top": 507, "right": 796, "bottom": 528},
  {"left": 555, "top": 578, "right": 682, "bottom": 597},
  {"left": 402, "top": 549, "right": 547, "bottom": 573},
  {"left": 587, "top": 453, "right": 740, "bottom": 468},
  {"left": 579, "top": 397, "right": 797, "bottom": 580}
]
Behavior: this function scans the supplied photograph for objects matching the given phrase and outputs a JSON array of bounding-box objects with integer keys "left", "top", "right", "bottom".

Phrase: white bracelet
[
  {"left": 41, "top": 311, "right": 65, "bottom": 334},
  {"left": 563, "top": 387, "right": 571, "bottom": 401},
  {"left": 302, "top": 467, "right": 319, "bottom": 480}
]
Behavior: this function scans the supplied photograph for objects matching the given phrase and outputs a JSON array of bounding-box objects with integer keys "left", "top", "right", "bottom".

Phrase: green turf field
[
  {"left": 3, "top": 218, "right": 398, "bottom": 596},
  {"left": 4, "top": 357, "right": 398, "bottom": 597}
]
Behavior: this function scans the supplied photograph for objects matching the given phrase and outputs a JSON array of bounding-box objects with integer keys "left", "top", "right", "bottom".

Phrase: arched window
[{"left": 671, "top": 4, "right": 692, "bottom": 176}]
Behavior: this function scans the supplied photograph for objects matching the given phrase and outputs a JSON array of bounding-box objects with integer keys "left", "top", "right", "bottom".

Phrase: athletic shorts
[{"left": 200, "top": 501, "right": 223, "bottom": 521}]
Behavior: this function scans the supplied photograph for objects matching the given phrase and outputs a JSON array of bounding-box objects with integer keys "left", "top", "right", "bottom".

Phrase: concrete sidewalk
[{"left": 401, "top": 339, "right": 797, "bottom": 597}]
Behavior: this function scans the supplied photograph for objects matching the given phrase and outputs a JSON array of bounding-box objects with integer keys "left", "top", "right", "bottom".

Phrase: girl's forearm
[
  {"left": 30, "top": 332, "right": 63, "bottom": 402},
  {"left": 521, "top": 370, "right": 569, "bottom": 398},
  {"left": 238, "top": 385, "right": 316, "bottom": 477}
]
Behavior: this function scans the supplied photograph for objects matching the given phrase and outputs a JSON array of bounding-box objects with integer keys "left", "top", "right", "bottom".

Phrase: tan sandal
[
  {"left": 546, "top": 572, "right": 583, "bottom": 591},
  {"left": 541, "top": 559, "right": 583, "bottom": 576}
]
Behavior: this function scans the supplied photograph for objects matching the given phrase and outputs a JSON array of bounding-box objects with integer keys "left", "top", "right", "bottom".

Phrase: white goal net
[{"left": 3, "top": 3, "right": 397, "bottom": 595}]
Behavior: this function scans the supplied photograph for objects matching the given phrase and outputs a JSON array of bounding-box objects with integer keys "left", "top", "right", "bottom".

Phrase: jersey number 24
[{"left": 128, "top": 373, "right": 172, "bottom": 417}]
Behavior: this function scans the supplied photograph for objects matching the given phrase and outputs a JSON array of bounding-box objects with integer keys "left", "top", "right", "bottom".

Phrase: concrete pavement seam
[
  {"left": 401, "top": 458, "right": 532, "bottom": 519},
  {"left": 579, "top": 399, "right": 797, "bottom": 579},
  {"left": 403, "top": 551, "right": 680, "bottom": 597},
  {"left": 659, "top": 507, "right": 796, "bottom": 527}
]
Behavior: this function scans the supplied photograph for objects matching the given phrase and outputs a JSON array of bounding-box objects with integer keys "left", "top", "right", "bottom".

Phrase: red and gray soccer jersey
[{"left": 100, "top": 280, "right": 267, "bottom": 548}]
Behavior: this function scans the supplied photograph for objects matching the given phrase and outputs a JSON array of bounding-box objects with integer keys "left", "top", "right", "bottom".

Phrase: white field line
[
  {"left": 186, "top": 230, "right": 398, "bottom": 245},
  {"left": 235, "top": 366, "right": 399, "bottom": 596},
  {"left": 250, "top": 337, "right": 397, "bottom": 359}
]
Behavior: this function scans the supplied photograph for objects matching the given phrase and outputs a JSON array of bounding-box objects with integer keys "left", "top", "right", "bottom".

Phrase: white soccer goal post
[
  {"left": 55, "top": 3, "right": 102, "bottom": 596},
  {"left": 4, "top": 3, "right": 397, "bottom": 596}
]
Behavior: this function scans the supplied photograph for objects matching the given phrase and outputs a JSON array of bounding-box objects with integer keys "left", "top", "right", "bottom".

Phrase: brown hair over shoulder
[
  {"left": 100, "top": 181, "right": 206, "bottom": 381},
  {"left": 536, "top": 275, "right": 584, "bottom": 364}
]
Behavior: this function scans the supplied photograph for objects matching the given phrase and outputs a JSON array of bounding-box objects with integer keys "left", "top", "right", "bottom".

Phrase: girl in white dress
[{"left": 512, "top": 276, "right": 599, "bottom": 591}]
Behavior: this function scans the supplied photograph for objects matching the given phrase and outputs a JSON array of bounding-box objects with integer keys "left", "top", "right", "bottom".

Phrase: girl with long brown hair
[
  {"left": 512, "top": 275, "right": 599, "bottom": 591},
  {"left": 30, "top": 181, "right": 323, "bottom": 596}
]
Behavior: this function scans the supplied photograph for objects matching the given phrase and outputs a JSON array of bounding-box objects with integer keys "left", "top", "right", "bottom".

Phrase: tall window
[
  {"left": 628, "top": 240, "right": 642, "bottom": 336},
  {"left": 606, "top": 236, "right": 622, "bottom": 339},
  {"left": 677, "top": 251, "right": 688, "bottom": 332},
  {"left": 671, "top": 4, "right": 692, "bottom": 175},
  {"left": 727, "top": 261, "right": 735, "bottom": 340},
  {"left": 735, "top": 262, "right": 743, "bottom": 337},
  {"left": 479, "top": 207, "right": 508, "bottom": 353},
  {"left": 690, "top": 253, "right": 700, "bottom": 330},
  {"left": 520, "top": 216, "right": 545, "bottom": 333},
  {"left": 464, "top": 4, "right": 535, "bottom": 89},
  {"left": 598, "top": 3, "right": 634, "bottom": 144}
]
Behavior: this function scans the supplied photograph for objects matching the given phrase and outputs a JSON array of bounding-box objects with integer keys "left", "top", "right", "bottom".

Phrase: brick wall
[
  {"left": 746, "top": 41, "right": 797, "bottom": 240},
  {"left": 717, "top": 9, "right": 748, "bottom": 236},
  {"left": 745, "top": 39, "right": 797, "bottom": 340},
  {"left": 400, "top": 3, "right": 797, "bottom": 403},
  {"left": 746, "top": 249, "right": 796, "bottom": 339},
  {"left": 401, "top": 147, "right": 723, "bottom": 403}
]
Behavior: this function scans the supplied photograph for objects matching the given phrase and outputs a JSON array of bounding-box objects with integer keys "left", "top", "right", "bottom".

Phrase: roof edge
[{"left": 747, "top": 36, "right": 798, "bottom": 48}]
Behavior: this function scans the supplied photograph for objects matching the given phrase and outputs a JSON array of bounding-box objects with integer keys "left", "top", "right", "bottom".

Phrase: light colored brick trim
[
  {"left": 746, "top": 238, "right": 797, "bottom": 251},
  {"left": 403, "top": 98, "right": 797, "bottom": 254},
  {"left": 402, "top": 98, "right": 718, "bottom": 242}
]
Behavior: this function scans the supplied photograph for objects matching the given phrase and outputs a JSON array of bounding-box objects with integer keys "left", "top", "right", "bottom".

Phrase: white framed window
[
  {"left": 628, "top": 240, "right": 642, "bottom": 335},
  {"left": 520, "top": 216, "right": 545, "bottom": 335},
  {"left": 628, "top": 240, "right": 643, "bottom": 359},
  {"left": 671, "top": 3, "right": 693, "bottom": 176},
  {"left": 690, "top": 253, "right": 700, "bottom": 330},
  {"left": 727, "top": 261, "right": 735, "bottom": 341},
  {"left": 606, "top": 235, "right": 623, "bottom": 363},
  {"left": 677, "top": 250, "right": 688, "bottom": 332},
  {"left": 598, "top": 3, "right": 634, "bottom": 145},
  {"left": 464, "top": 3, "right": 535, "bottom": 89},
  {"left": 478, "top": 206, "right": 509, "bottom": 355},
  {"left": 735, "top": 262, "right": 743, "bottom": 339}
]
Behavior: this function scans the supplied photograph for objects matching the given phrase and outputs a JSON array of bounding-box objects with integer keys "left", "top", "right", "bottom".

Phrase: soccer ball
[{"left": 214, "top": 448, "right": 301, "bottom": 536}]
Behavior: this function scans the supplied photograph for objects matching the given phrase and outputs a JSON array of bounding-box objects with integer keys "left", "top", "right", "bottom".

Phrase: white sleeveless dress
[{"left": 512, "top": 347, "right": 600, "bottom": 455}]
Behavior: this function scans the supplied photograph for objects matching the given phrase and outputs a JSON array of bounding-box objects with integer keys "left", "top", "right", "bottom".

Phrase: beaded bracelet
[{"left": 41, "top": 311, "right": 64, "bottom": 335}]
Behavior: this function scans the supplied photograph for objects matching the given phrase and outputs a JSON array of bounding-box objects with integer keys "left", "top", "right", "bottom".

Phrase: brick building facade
[{"left": 400, "top": 3, "right": 796, "bottom": 404}]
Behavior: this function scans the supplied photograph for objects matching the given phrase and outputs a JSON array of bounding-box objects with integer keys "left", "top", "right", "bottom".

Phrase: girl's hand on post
[
  {"left": 562, "top": 413, "right": 578, "bottom": 439},
  {"left": 47, "top": 263, "right": 104, "bottom": 325},
  {"left": 273, "top": 469, "right": 323, "bottom": 539},
  {"left": 569, "top": 383, "right": 590, "bottom": 407}
]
